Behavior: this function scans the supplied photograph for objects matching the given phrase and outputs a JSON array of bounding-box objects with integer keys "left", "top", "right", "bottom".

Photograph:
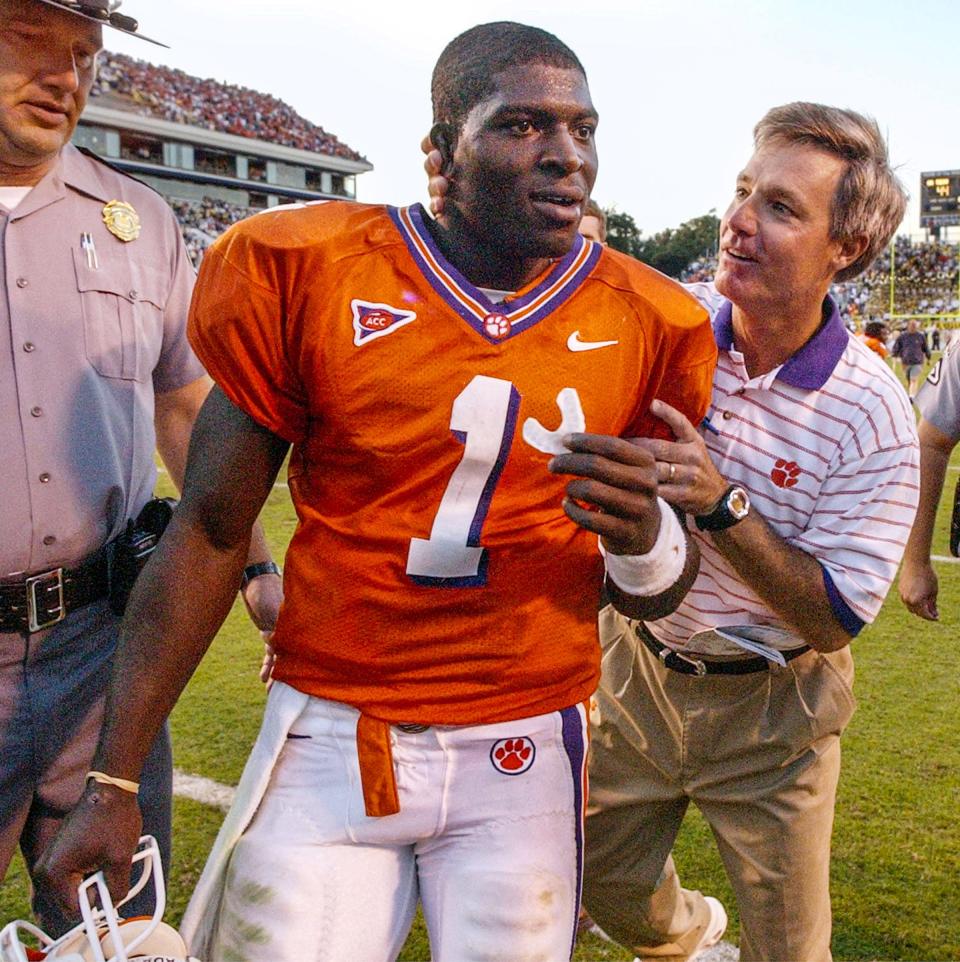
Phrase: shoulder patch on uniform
[{"left": 351, "top": 299, "right": 416, "bottom": 347}]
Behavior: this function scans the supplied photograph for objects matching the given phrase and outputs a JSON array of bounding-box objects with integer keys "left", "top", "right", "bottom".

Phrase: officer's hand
[
  {"left": 899, "top": 558, "right": 940, "bottom": 620},
  {"left": 420, "top": 134, "right": 448, "bottom": 217},
  {"left": 34, "top": 783, "right": 143, "bottom": 918},
  {"left": 548, "top": 433, "right": 661, "bottom": 555},
  {"left": 631, "top": 399, "right": 728, "bottom": 516},
  {"left": 241, "top": 571, "right": 283, "bottom": 634}
]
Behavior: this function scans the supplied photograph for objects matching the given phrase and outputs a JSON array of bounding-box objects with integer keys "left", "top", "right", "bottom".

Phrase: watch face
[{"left": 727, "top": 487, "right": 750, "bottom": 520}]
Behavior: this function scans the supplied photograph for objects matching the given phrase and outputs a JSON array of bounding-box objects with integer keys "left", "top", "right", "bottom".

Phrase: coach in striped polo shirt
[{"left": 582, "top": 104, "right": 919, "bottom": 962}]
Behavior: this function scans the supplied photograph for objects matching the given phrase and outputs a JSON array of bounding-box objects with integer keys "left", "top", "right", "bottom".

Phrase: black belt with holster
[
  {"left": 634, "top": 621, "right": 810, "bottom": 676},
  {"left": 0, "top": 547, "right": 110, "bottom": 633},
  {"left": 0, "top": 497, "right": 176, "bottom": 634}
]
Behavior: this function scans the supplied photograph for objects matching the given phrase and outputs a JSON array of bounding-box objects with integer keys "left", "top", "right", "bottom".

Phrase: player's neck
[{"left": 424, "top": 211, "right": 552, "bottom": 292}]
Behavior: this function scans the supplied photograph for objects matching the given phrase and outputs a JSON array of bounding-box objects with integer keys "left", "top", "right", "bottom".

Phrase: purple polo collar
[{"left": 712, "top": 296, "right": 848, "bottom": 390}]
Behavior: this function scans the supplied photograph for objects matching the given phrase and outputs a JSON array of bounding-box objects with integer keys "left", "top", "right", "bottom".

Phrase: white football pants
[{"left": 209, "top": 695, "right": 587, "bottom": 962}]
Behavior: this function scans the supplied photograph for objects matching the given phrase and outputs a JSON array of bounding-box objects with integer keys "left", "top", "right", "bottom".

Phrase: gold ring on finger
[{"left": 668, "top": 463, "right": 676, "bottom": 481}]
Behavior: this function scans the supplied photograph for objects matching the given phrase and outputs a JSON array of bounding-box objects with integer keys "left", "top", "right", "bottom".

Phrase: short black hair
[{"left": 432, "top": 21, "right": 585, "bottom": 130}]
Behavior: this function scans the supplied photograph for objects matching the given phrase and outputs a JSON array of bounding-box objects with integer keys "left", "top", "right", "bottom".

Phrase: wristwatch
[
  {"left": 695, "top": 485, "right": 751, "bottom": 532},
  {"left": 240, "top": 561, "right": 282, "bottom": 590}
]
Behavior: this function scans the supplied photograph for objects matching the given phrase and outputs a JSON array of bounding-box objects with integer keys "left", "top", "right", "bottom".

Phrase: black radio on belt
[{"left": 109, "top": 497, "right": 177, "bottom": 615}]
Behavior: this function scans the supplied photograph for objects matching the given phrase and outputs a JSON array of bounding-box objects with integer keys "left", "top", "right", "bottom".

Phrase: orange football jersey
[{"left": 189, "top": 201, "right": 716, "bottom": 725}]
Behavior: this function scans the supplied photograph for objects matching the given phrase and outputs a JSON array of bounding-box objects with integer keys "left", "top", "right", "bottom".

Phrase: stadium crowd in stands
[
  {"left": 91, "top": 52, "right": 365, "bottom": 162},
  {"left": 682, "top": 237, "right": 959, "bottom": 327},
  {"left": 169, "top": 197, "right": 252, "bottom": 267}
]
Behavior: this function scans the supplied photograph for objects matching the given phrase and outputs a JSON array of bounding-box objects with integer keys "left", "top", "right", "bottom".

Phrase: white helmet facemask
[{"left": 0, "top": 837, "right": 197, "bottom": 962}]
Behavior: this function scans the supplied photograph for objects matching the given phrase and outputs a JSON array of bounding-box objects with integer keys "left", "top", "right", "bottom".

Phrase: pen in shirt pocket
[
  {"left": 701, "top": 416, "right": 720, "bottom": 435},
  {"left": 81, "top": 232, "right": 99, "bottom": 270}
]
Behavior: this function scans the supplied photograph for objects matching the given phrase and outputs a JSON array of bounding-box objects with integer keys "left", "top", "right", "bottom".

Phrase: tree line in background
[{"left": 605, "top": 208, "right": 719, "bottom": 278}]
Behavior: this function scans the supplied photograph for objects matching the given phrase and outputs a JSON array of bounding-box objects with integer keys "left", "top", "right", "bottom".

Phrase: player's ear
[{"left": 430, "top": 122, "right": 457, "bottom": 176}]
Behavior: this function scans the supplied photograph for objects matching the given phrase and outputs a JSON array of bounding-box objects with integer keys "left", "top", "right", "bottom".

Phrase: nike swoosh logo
[{"left": 567, "top": 330, "right": 619, "bottom": 352}]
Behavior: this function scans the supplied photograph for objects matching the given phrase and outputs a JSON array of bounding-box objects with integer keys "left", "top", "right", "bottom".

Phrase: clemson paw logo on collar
[
  {"left": 771, "top": 458, "right": 801, "bottom": 488},
  {"left": 490, "top": 737, "right": 536, "bottom": 775},
  {"left": 351, "top": 299, "right": 416, "bottom": 347}
]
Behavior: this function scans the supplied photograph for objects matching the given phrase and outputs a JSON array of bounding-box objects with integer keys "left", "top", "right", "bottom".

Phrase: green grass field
[{"left": 2, "top": 364, "right": 959, "bottom": 960}]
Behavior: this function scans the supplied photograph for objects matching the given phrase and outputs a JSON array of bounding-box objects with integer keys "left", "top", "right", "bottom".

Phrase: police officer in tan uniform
[{"left": 0, "top": 0, "right": 281, "bottom": 928}]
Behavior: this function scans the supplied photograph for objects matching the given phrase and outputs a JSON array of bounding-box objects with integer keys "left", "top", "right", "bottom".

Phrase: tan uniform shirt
[{"left": 0, "top": 145, "right": 204, "bottom": 576}]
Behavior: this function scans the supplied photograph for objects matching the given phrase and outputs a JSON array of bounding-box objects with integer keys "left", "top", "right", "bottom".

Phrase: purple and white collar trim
[
  {"left": 389, "top": 203, "right": 601, "bottom": 344},
  {"left": 713, "top": 296, "right": 848, "bottom": 390}
]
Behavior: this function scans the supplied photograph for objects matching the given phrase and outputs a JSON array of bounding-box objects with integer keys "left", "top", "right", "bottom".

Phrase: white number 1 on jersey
[{"left": 406, "top": 375, "right": 520, "bottom": 587}]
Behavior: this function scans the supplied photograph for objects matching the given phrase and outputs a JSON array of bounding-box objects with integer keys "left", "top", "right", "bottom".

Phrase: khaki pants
[{"left": 583, "top": 606, "right": 856, "bottom": 962}]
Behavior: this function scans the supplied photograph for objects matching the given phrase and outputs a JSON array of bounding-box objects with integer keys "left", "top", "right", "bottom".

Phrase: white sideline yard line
[
  {"left": 172, "top": 768, "right": 236, "bottom": 812},
  {"left": 932, "top": 554, "right": 960, "bottom": 563}
]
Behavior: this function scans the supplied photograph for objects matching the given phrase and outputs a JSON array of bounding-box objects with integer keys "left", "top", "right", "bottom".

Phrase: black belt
[
  {"left": 635, "top": 622, "right": 810, "bottom": 676},
  {"left": 0, "top": 547, "right": 110, "bottom": 633}
]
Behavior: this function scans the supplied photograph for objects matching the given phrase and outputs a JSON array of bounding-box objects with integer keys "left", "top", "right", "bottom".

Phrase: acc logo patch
[
  {"left": 490, "top": 737, "right": 536, "bottom": 775},
  {"left": 351, "top": 299, "right": 416, "bottom": 347},
  {"left": 771, "top": 458, "right": 801, "bottom": 489}
]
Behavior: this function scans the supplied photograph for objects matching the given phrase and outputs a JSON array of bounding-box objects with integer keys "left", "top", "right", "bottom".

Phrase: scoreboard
[{"left": 921, "top": 170, "right": 960, "bottom": 228}]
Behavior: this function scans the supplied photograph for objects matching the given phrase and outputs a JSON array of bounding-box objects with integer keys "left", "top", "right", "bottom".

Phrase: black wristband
[{"left": 240, "top": 561, "right": 281, "bottom": 590}]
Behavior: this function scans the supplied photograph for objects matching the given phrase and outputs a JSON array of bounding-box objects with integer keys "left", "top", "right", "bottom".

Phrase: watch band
[{"left": 240, "top": 561, "right": 282, "bottom": 589}]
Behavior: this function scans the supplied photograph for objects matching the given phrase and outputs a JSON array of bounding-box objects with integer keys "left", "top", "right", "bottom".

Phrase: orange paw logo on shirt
[
  {"left": 771, "top": 458, "right": 801, "bottom": 488},
  {"left": 490, "top": 737, "right": 536, "bottom": 775}
]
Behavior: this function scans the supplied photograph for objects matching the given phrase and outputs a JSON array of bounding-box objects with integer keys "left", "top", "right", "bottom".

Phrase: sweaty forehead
[
  {"left": 739, "top": 141, "right": 846, "bottom": 200},
  {"left": 478, "top": 63, "right": 594, "bottom": 118}
]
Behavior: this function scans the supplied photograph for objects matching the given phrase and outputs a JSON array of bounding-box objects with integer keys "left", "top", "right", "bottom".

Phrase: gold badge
[{"left": 102, "top": 200, "right": 141, "bottom": 242}]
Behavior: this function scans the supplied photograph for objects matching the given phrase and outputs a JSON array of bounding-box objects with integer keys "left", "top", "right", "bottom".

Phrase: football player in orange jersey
[{"left": 37, "top": 21, "right": 715, "bottom": 962}]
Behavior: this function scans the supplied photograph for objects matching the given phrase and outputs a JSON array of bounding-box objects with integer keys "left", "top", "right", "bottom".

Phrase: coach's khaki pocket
[{"left": 790, "top": 647, "right": 857, "bottom": 751}]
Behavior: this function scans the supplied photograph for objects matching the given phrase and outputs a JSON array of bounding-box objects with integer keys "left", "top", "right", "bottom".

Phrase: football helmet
[{"left": 0, "top": 836, "right": 196, "bottom": 962}]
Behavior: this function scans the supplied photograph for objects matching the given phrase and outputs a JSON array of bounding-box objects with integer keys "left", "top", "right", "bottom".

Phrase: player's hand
[
  {"left": 630, "top": 399, "right": 728, "bottom": 516},
  {"left": 34, "top": 783, "right": 143, "bottom": 920},
  {"left": 898, "top": 559, "right": 940, "bottom": 620},
  {"left": 241, "top": 570, "right": 283, "bottom": 634},
  {"left": 259, "top": 632, "right": 276, "bottom": 686},
  {"left": 421, "top": 133, "right": 448, "bottom": 217},
  {"left": 548, "top": 433, "right": 661, "bottom": 555}
]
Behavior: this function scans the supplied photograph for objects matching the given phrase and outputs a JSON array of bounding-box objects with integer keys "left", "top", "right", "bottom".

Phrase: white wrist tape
[{"left": 600, "top": 498, "right": 687, "bottom": 597}]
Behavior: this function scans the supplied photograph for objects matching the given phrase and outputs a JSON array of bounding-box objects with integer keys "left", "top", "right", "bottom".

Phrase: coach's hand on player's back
[
  {"left": 421, "top": 135, "right": 448, "bottom": 217},
  {"left": 35, "top": 781, "right": 143, "bottom": 917},
  {"left": 549, "top": 434, "right": 662, "bottom": 555}
]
